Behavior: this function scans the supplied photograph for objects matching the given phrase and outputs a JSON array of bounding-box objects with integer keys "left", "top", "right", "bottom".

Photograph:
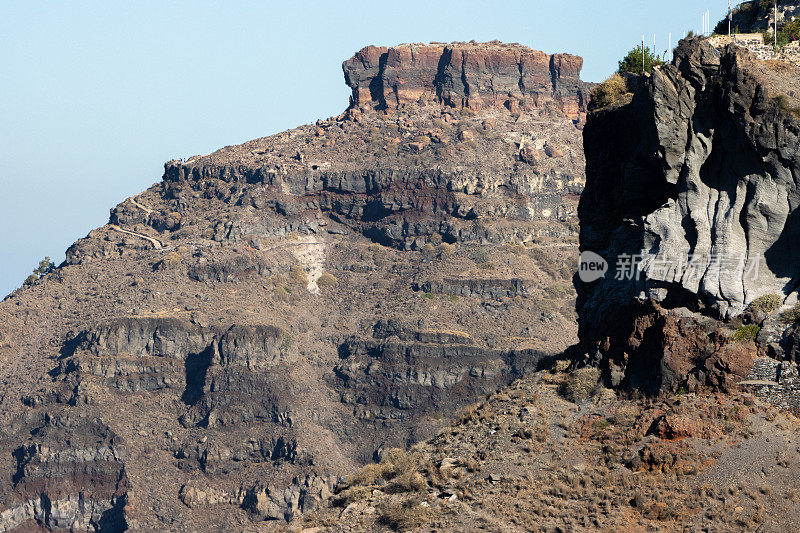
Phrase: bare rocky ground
[
  {"left": 0, "top": 206, "right": 579, "bottom": 532},
  {"left": 289, "top": 369, "right": 800, "bottom": 532}
]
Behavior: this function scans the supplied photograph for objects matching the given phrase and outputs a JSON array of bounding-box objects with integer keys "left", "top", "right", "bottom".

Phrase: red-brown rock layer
[{"left": 342, "top": 41, "right": 591, "bottom": 119}]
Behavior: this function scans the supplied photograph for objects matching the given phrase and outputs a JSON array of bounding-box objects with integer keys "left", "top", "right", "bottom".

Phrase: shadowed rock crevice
[{"left": 181, "top": 345, "right": 215, "bottom": 406}]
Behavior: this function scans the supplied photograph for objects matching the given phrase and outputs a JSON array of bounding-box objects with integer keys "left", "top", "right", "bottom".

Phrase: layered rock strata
[
  {"left": 343, "top": 41, "right": 591, "bottom": 119},
  {"left": 0, "top": 40, "right": 583, "bottom": 530}
]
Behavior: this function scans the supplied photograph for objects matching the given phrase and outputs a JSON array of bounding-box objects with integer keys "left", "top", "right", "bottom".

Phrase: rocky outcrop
[
  {"left": 343, "top": 42, "right": 591, "bottom": 119},
  {"left": 414, "top": 277, "right": 532, "bottom": 299},
  {"left": 62, "top": 318, "right": 295, "bottom": 427},
  {"left": 0, "top": 415, "right": 128, "bottom": 532},
  {"left": 154, "top": 156, "right": 580, "bottom": 251},
  {"left": 334, "top": 321, "right": 548, "bottom": 418},
  {"left": 724, "top": 1, "right": 800, "bottom": 33},
  {"left": 577, "top": 38, "right": 800, "bottom": 390}
]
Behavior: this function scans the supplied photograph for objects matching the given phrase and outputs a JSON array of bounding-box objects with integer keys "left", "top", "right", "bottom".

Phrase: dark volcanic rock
[
  {"left": 335, "top": 322, "right": 548, "bottom": 417},
  {"left": 0, "top": 415, "right": 127, "bottom": 532},
  {"left": 577, "top": 37, "right": 800, "bottom": 391}
]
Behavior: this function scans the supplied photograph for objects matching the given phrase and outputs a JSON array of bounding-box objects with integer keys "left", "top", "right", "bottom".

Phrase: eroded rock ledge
[{"left": 343, "top": 41, "right": 591, "bottom": 119}]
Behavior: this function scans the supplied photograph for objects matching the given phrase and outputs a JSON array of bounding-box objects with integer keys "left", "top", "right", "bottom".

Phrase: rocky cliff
[
  {"left": 0, "top": 41, "right": 586, "bottom": 531},
  {"left": 343, "top": 41, "right": 591, "bottom": 119},
  {"left": 722, "top": 1, "right": 800, "bottom": 33},
  {"left": 578, "top": 37, "right": 800, "bottom": 392}
]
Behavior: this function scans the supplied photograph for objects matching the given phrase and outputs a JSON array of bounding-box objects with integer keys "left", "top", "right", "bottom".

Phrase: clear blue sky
[{"left": 0, "top": 1, "right": 731, "bottom": 296}]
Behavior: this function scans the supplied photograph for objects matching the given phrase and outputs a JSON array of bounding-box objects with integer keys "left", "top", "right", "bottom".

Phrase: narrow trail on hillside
[{"left": 108, "top": 225, "right": 163, "bottom": 249}]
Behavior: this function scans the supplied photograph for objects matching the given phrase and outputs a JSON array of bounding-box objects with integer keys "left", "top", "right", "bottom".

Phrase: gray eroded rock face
[
  {"left": 0, "top": 415, "right": 127, "bottom": 532},
  {"left": 334, "top": 319, "right": 548, "bottom": 418},
  {"left": 576, "top": 37, "right": 800, "bottom": 392},
  {"left": 63, "top": 318, "right": 296, "bottom": 428},
  {"left": 579, "top": 38, "right": 800, "bottom": 346}
]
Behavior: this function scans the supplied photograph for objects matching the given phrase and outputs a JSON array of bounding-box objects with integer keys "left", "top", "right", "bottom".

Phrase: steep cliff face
[
  {"left": 0, "top": 41, "right": 584, "bottom": 531},
  {"left": 578, "top": 38, "right": 800, "bottom": 391},
  {"left": 343, "top": 42, "right": 591, "bottom": 119}
]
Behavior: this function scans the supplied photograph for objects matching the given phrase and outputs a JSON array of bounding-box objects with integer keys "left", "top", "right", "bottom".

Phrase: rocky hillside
[
  {"left": 283, "top": 37, "right": 800, "bottom": 533},
  {"left": 295, "top": 366, "right": 800, "bottom": 531},
  {"left": 0, "top": 41, "right": 591, "bottom": 531}
]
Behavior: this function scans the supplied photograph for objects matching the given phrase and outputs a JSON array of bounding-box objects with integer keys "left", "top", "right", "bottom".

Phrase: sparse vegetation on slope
[{"left": 588, "top": 73, "right": 630, "bottom": 110}]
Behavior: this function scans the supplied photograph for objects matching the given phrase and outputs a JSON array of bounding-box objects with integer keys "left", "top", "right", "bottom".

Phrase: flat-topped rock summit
[
  {"left": 343, "top": 41, "right": 590, "bottom": 119},
  {"left": 146, "top": 42, "right": 590, "bottom": 255}
]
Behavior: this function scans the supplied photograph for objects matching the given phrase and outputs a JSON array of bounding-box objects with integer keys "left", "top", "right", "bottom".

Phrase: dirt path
[
  {"left": 108, "top": 224, "right": 163, "bottom": 250},
  {"left": 127, "top": 197, "right": 154, "bottom": 215}
]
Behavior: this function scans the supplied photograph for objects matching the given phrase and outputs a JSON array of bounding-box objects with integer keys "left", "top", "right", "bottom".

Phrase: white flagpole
[
  {"left": 669, "top": 32, "right": 672, "bottom": 60},
  {"left": 642, "top": 34, "right": 645, "bottom": 73}
]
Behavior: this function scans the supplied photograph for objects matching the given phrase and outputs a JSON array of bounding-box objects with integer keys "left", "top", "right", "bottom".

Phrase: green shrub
[
  {"left": 469, "top": 248, "right": 491, "bottom": 265},
  {"left": 24, "top": 256, "right": 55, "bottom": 285},
  {"left": 761, "top": 10, "right": 800, "bottom": 49},
  {"left": 732, "top": 325, "right": 760, "bottom": 342},
  {"left": 618, "top": 44, "right": 664, "bottom": 75}
]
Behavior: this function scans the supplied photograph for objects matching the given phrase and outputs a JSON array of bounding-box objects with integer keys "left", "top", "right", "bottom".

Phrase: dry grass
[
  {"left": 287, "top": 267, "right": 308, "bottom": 287},
  {"left": 589, "top": 73, "right": 630, "bottom": 111},
  {"left": 154, "top": 251, "right": 184, "bottom": 270},
  {"left": 333, "top": 448, "right": 429, "bottom": 508},
  {"left": 560, "top": 367, "right": 601, "bottom": 403},
  {"left": 317, "top": 272, "right": 338, "bottom": 289},
  {"left": 378, "top": 498, "right": 434, "bottom": 531}
]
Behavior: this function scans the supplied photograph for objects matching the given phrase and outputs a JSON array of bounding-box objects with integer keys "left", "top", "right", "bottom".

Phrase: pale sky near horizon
[{"left": 0, "top": 1, "right": 732, "bottom": 297}]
